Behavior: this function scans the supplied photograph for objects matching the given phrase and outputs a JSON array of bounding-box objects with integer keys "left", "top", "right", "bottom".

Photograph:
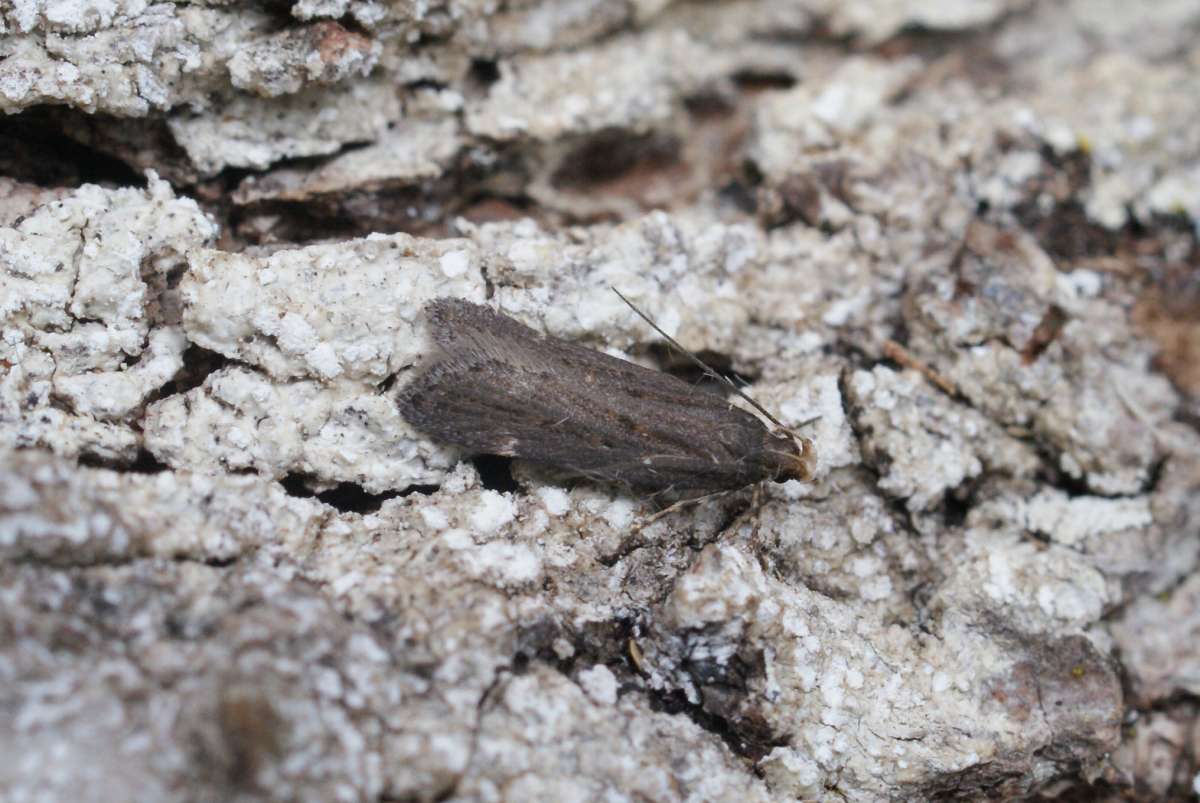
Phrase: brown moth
[{"left": 398, "top": 296, "right": 815, "bottom": 495}]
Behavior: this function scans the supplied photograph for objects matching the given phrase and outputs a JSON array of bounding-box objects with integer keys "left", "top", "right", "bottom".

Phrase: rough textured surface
[
  {"left": 143, "top": 366, "right": 458, "bottom": 493},
  {"left": 181, "top": 234, "right": 484, "bottom": 382},
  {"left": 1111, "top": 571, "right": 1200, "bottom": 705},
  {"left": 463, "top": 30, "right": 724, "bottom": 142},
  {"left": 1, "top": 174, "right": 216, "bottom": 462},
  {"left": 845, "top": 365, "right": 1039, "bottom": 511},
  {"left": 232, "top": 118, "right": 464, "bottom": 206},
  {"left": 3, "top": 1, "right": 1200, "bottom": 801}
]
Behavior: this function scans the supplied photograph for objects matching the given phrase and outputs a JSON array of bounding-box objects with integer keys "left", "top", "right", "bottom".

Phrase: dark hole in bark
[
  {"left": 0, "top": 110, "right": 144, "bottom": 188},
  {"left": 472, "top": 454, "right": 519, "bottom": 493},
  {"left": 941, "top": 486, "right": 973, "bottom": 528},
  {"left": 78, "top": 448, "right": 169, "bottom": 474},
  {"left": 165, "top": 345, "right": 231, "bottom": 397},
  {"left": 731, "top": 69, "right": 798, "bottom": 91},
  {"left": 716, "top": 179, "right": 759, "bottom": 215},
  {"left": 280, "top": 474, "right": 432, "bottom": 513},
  {"left": 469, "top": 58, "right": 501, "bottom": 87}
]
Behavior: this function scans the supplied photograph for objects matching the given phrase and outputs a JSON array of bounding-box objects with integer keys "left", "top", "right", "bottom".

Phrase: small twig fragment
[{"left": 882, "top": 339, "right": 959, "bottom": 397}]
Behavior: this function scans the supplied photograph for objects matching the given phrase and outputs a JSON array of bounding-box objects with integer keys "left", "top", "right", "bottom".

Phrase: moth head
[{"left": 763, "top": 431, "right": 817, "bottom": 484}]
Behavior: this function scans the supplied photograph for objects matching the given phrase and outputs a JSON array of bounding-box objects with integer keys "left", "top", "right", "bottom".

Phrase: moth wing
[
  {"left": 423, "top": 298, "right": 545, "bottom": 368},
  {"left": 563, "top": 452, "right": 764, "bottom": 494},
  {"left": 403, "top": 298, "right": 778, "bottom": 492},
  {"left": 422, "top": 298, "right": 735, "bottom": 413},
  {"left": 399, "top": 359, "right": 543, "bottom": 457},
  {"left": 399, "top": 352, "right": 766, "bottom": 492}
]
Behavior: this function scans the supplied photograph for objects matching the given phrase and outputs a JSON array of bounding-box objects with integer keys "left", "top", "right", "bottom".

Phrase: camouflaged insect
[{"left": 398, "top": 297, "right": 815, "bottom": 495}]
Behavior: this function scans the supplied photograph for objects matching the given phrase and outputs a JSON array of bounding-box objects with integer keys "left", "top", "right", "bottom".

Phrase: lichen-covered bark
[{"left": 3, "top": 0, "right": 1200, "bottom": 801}]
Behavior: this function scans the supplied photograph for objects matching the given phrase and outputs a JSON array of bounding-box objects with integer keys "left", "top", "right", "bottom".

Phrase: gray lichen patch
[
  {"left": 474, "top": 211, "right": 771, "bottom": 359},
  {"left": 0, "top": 449, "right": 326, "bottom": 566},
  {"left": 276, "top": 466, "right": 791, "bottom": 799},
  {"left": 461, "top": 0, "right": 643, "bottom": 55},
  {"left": 0, "top": 178, "right": 72, "bottom": 226},
  {"left": 934, "top": 510, "right": 1120, "bottom": 636},
  {"left": 464, "top": 31, "right": 727, "bottom": 143},
  {"left": 181, "top": 233, "right": 484, "bottom": 382},
  {"left": 749, "top": 225, "right": 892, "bottom": 356},
  {"left": 0, "top": 2, "right": 199, "bottom": 115},
  {"left": 54, "top": 327, "right": 187, "bottom": 421},
  {"left": 816, "top": 0, "right": 1029, "bottom": 44},
  {"left": 1, "top": 175, "right": 216, "bottom": 461},
  {"left": 1, "top": 175, "right": 213, "bottom": 345},
  {"left": 0, "top": 559, "right": 436, "bottom": 803},
  {"left": 226, "top": 21, "right": 379, "bottom": 98},
  {"left": 748, "top": 471, "right": 928, "bottom": 611},
  {"left": 846, "top": 365, "right": 1039, "bottom": 511},
  {"left": 637, "top": 541, "right": 1122, "bottom": 800},
  {"left": 168, "top": 79, "right": 405, "bottom": 176},
  {"left": 0, "top": 456, "right": 769, "bottom": 802},
  {"left": 460, "top": 666, "right": 774, "bottom": 802},
  {"left": 143, "top": 366, "right": 457, "bottom": 493},
  {"left": 0, "top": 5, "right": 379, "bottom": 118},
  {"left": 747, "top": 56, "right": 923, "bottom": 185},
  {"left": 903, "top": 222, "right": 1178, "bottom": 496},
  {"left": 1001, "top": 48, "right": 1200, "bottom": 231},
  {"left": 932, "top": 445, "right": 1200, "bottom": 629},
  {"left": 1110, "top": 572, "right": 1200, "bottom": 706},
  {"left": 232, "top": 118, "right": 464, "bottom": 206}
]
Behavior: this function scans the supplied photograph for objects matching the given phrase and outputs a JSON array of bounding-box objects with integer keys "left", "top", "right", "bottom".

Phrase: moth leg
[
  {"left": 637, "top": 489, "right": 729, "bottom": 529},
  {"left": 717, "top": 483, "right": 771, "bottom": 569},
  {"left": 748, "top": 483, "right": 767, "bottom": 568},
  {"left": 644, "top": 484, "right": 680, "bottom": 511},
  {"left": 600, "top": 490, "right": 728, "bottom": 566}
]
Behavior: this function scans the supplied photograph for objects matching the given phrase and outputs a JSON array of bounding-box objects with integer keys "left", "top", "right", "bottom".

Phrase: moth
[{"left": 398, "top": 295, "right": 815, "bottom": 495}]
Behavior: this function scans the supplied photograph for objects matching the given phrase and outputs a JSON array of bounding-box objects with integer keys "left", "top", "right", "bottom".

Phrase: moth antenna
[{"left": 611, "top": 287, "right": 797, "bottom": 435}]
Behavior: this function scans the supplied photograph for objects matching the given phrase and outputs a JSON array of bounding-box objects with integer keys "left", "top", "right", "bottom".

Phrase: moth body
[{"left": 398, "top": 298, "right": 815, "bottom": 494}]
